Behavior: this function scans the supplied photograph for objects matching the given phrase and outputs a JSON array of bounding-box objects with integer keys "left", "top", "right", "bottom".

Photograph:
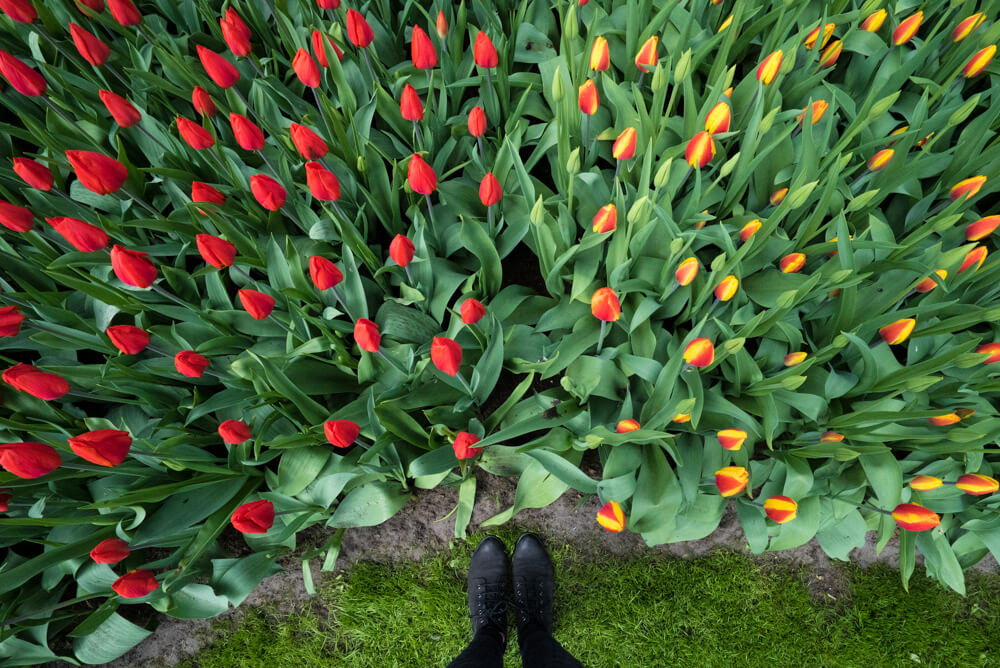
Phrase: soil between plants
[{"left": 96, "top": 471, "right": 997, "bottom": 668}]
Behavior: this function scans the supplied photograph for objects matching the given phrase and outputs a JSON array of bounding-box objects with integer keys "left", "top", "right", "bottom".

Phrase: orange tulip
[
  {"left": 715, "top": 275, "right": 739, "bottom": 301},
  {"left": 591, "top": 287, "right": 621, "bottom": 321},
  {"left": 756, "top": 50, "right": 782, "bottom": 84},
  {"left": 672, "top": 413, "right": 691, "bottom": 423},
  {"left": 675, "top": 256, "right": 699, "bottom": 286},
  {"left": 868, "top": 149, "right": 894, "bottom": 171},
  {"left": 436, "top": 10, "right": 448, "bottom": 38},
  {"left": 892, "top": 11, "right": 923, "bottom": 46},
  {"left": 596, "top": 500, "right": 626, "bottom": 532},
  {"left": 929, "top": 413, "right": 961, "bottom": 426},
  {"left": 965, "top": 215, "right": 1000, "bottom": 241},
  {"left": 878, "top": 318, "right": 915, "bottom": 345},
  {"left": 590, "top": 36, "right": 610, "bottom": 71},
  {"left": 715, "top": 466, "right": 749, "bottom": 497},
  {"left": 820, "top": 431, "right": 844, "bottom": 442},
  {"left": 955, "top": 473, "right": 999, "bottom": 496},
  {"left": 975, "top": 342, "right": 1000, "bottom": 363},
  {"left": 685, "top": 131, "right": 715, "bottom": 168},
  {"left": 861, "top": 8, "right": 886, "bottom": 32},
  {"left": 950, "top": 176, "right": 986, "bottom": 200},
  {"left": 909, "top": 475, "right": 943, "bottom": 491},
  {"left": 705, "top": 101, "right": 730, "bottom": 134},
  {"left": 592, "top": 203, "right": 617, "bottom": 233},
  {"left": 914, "top": 269, "right": 946, "bottom": 293},
  {"left": 804, "top": 23, "right": 835, "bottom": 50},
  {"left": 784, "top": 352, "right": 808, "bottom": 366},
  {"left": 770, "top": 187, "right": 788, "bottom": 206},
  {"left": 683, "top": 338, "right": 715, "bottom": 367},
  {"left": 717, "top": 429, "right": 747, "bottom": 451},
  {"left": 763, "top": 495, "right": 797, "bottom": 523},
  {"left": 616, "top": 419, "right": 641, "bottom": 433},
  {"left": 958, "top": 246, "right": 987, "bottom": 273},
  {"left": 818, "top": 39, "right": 843, "bottom": 68},
  {"left": 739, "top": 219, "right": 761, "bottom": 242},
  {"left": 613, "top": 127, "right": 637, "bottom": 160},
  {"left": 578, "top": 79, "right": 599, "bottom": 115},
  {"left": 797, "top": 100, "right": 829, "bottom": 126},
  {"left": 780, "top": 252, "right": 805, "bottom": 273},
  {"left": 634, "top": 35, "right": 658, "bottom": 72},
  {"left": 892, "top": 503, "right": 939, "bottom": 531},
  {"left": 953, "top": 13, "right": 985, "bottom": 42},
  {"left": 963, "top": 45, "right": 996, "bottom": 78}
]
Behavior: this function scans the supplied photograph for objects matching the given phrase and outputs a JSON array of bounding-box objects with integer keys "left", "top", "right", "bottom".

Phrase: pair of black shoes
[{"left": 467, "top": 533, "right": 554, "bottom": 645}]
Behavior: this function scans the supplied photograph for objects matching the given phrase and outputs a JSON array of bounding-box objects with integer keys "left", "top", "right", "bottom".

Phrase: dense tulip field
[{"left": 0, "top": 0, "right": 999, "bottom": 662}]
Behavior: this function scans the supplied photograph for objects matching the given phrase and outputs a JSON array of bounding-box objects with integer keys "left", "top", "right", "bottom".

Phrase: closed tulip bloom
[
  {"left": 468, "top": 106, "right": 486, "bottom": 137},
  {"left": 400, "top": 83, "right": 423, "bottom": 121},
  {"left": 175, "top": 350, "right": 209, "bottom": 377},
  {"left": 13, "top": 158, "right": 52, "bottom": 191},
  {"left": 69, "top": 22, "right": 109, "bottom": 65},
  {"left": 756, "top": 50, "right": 782, "bottom": 84},
  {"left": 196, "top": 234, "right": 236, "bottom": 269},
  {"left": 2, "top": 363, "right": 70, "bottom": 400},
  {"left": 929, "top": 413, "right": 960, "bottom": 426},
  {"left": 218, "top": 419, "right": 251, "bottom": 444},
  {"left": 804, "top": 22, "right": 835, "bottom": 50},
  {"left": 99, "top": 90, "right": 140, "bottom": 127},
  {"left": 963, "top": 45, "right": 995, "bottom": 78},
  {"left": 893, "top": 11, "right": 923, "bottom": 46},
  {"left": 705, "top": 102, "right": 730, "bottom": 134},
  {"left": 715, "top": 466, "right": 749, "bottom": 497},
  {"left": 717, "top": 429, "right": 747, "bottom": 451},
  {"left": 956, "top": 473, "right": 999, "bottom": 495},
  {"left": 238, "top": 289, "right": 275, "bottom": 320},
  {"left": 479, "top": 172, "right": 502, "bottom": 207},
  {"left": 431, "top": 336, "right": 462, "bottom": 376},
  {"left": 107, "top": 0, "right": 140, "bottom": 25},
  {"left": 473, "top": 31, "right": 498, "bottom": 68},
  {"left": 309, "top": 256, "right": 343, "bottom": 290},
  {"left": 683, "top": 338, "right": 714, "bottom": 367},
  {"left": 407, "top": 153, "right": 437, "bottom": 194},
  {"left": 196, "top": 45, "right": 239, "bottom": 88},
  {"left": 717, "top": 14, "right": 733, "bottom": 32},
  {"left": 453, "top": 432, "right": 483, "bottom": 459},
  {"left": 950, "top": 175, "right": 987, "bottom": 200},
  {"left": 915, "top": 269, "right": 946, "bottom": 293},
  {"left": 229, "top": 113, "right": 264, "bottom": 151},
  {"left": 909, "top": 475, "right": 943, "bottom": 490},
  {"left": 312, "top": 30, "right": 344, "bottom": 67},
  {"left": 0, "top": 0, "right": 36, "bottom": 22},
  {"left": 317, "top": 0, "right": 340, "bottom": 8},
  {"left": 91, "top": 538, "right": 130, "bottom": 564},
  {"left": 820, "top": 431, "right": 844, "bottom": 442},
  {"left": 354, "top": 318, "right": 380, "bottom": 352},
  {"left": 673, "top": 413, "right": 691, "bottom": 423},
  {"left": 68, "top": 429, "right": 131, "bottom": 466},
  {"left": 675, "top": 257, "right": 699, "bottom": 285},
  {"left": 770, "top": 187, "right": 788, "bottom": 206},
  {"left": 685, "top": 131, "right": 715, "bottom": 168},
  {"left": 892, "top": 503, "right": 939, "bottom": 531},
  {"left": 780, "top": 252, "right": 805, "bottom": 273},
  {"left": 764, "top": 496, "right": 797, "bottom": 523},
  {"left": 305, "top": 161, "right": 341, "bottom": 201},
  {"left": 591, "top": 287, "right": 620, "bottom": 321},
  {"left": 411, "top": 25, "right": 437, "bottom": 69},
  {"left": 346, "top": 9, "right": 374, "bottom": 47},
  {"left": 613, "top": 127, "right": 637, "bottom": 160},
  {"left": 436, "top": 11, "right": 448, "bottom": 38},
  {"left": 878, "top": 318, "right": 915, "bottom": 345},
  {"left": 966, "top": 216, "right": 1000, "bottom": 241},
  {"left": 868, "top": 149, "right": 894, "bottom": 171},
  {"left": 0, "top": 306, "right": 23, "bottom": 337},
  {"left": 590, "top": 36, "right": 610, "bottom": 71},
  {"left": 0, "top": 442, "right": 61, "bottom": 478},
  {"left": 578, "top": 79, "right": 599, "bottom": 115},
  {"left": 784, "top": 352, "right": 808, "bottom": 366},
  {"left": 861, "top": 8, "right": 886, "bottom": 32},
  {"left": 0, "top": 491, "right": 8, "bottom": 512},
  {"left": 738, "top": 220, "right": 761, "bottom": 242},
  {"left": 106, "top": 324, "right": 149, "bottom": 354},
  {"left": 460, "top": 298, "right": 486, "bottom": 324},
  {"left": 220, "top": 7, "right": 251, "bottom": 57},
  {"left": 290, "top": 123, "right": 328, "bottom": 160},
  {"left": 715, "top": 275, "right": 739, "bottom": 301},
  {"left": 231, "top": 499, "right": 274, "bottom": 534},
  {"left": 46, "top": 217, "right": 108, "bottom": 252},
  {"left": 592, "top": 204, "right": 617, "bottom": 233},
  {"left": 389, "top": 234, "right": 415, "bottom": 267},
  {"left": 293, "top": 48, "right": 321, "bottom": 87},
  {"left": 177, "top": 116, "right": 215, "bottom": 149},
  {"left": 112, "top": 570, "right": 158, "bottom": 599},
  {"left": 616, "top": 419, "right": 641, "bottom": 433},
  {"left": 958, "top": 246, "right": 987, "bottom": 273},
  {"left": 325, "top": 419, "right": 360, "bottom": 447},
  {"left": 819, "top": 39, "right": 842, "bottom": 68},
  {"left": 111, "top": 245, "right": 156, "bottom": 288},
  {"left": 192, "top": 181, "right": 225, "bottom": 211},
  {"left": 634, "top": 35, "right": 658, "bottom": 72},
  {"left": 66, "top": 150, "right": 127, "bottom": 195},
  {"left": 977, "top": 342, "right": 1000, "bottom": 363},
  {"left": 797, "top": 100, "right": 829, "bottom": 126},
  {"left": 250, "top": 174, "right": 286, "bottom": 210},
  {"left": 596, "top": 500, "right": 625, "bottom": 532},
  {"left": 0, "top": 49, "right": 46, "bottom": 96},
  {"left": 192, "top": 86, "right": 217, "bottom": 117},
  {"left": 953, "top": 13, "right": 985, "bottom": 42},
  {"left": 0, "top": 199, "right": 32, "bottom": 232}
]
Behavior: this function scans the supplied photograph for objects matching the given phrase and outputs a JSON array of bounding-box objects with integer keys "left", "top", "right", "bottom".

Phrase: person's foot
[
  {"left": 467, "top": 536, "right": 509, "bottom": 641},
  {"left": 511, "top": 532, "right": 554, "bottom": 636}
]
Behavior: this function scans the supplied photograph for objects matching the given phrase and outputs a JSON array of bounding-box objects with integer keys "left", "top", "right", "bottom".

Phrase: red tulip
[
  {"left": 293, "top": 48, "right": 320, "bottom": 88},
  {"left": 107, "top": 0, "right": 140, "bottom": 26},
  {"left": 218, "top": 419, "right": 251, "bottom": 444},
  {"left": 106, "top": 324, "right": 149, "bottom": 354},
  {"left": 407, "top": 153, "right": 437, "bottom": 194},
  {"left": 683, "top": 338, "right": 714, "bottom": 367},
  {"left": 345, "top": 9, "right": 374, "bottom": 48},
  {"left": 411, "top": 25, "right": 437, "bottom": 69},
  {"left": 590, "top": 287, "right": 620, "bottom": 321},
  {"left": 0, "top": 199, "right": 32, "bottom": 232},
  {"left": 316, "top": 0, "right": 340, "bottom": 8},
  {"left": 0, "top": 49, "right": 46, "bottom": 96},
  {"left": 453, "top": 432, "right": 483, "bottom": 459},
  {"left": 45, "top": 216, "right": 108, "bottom": 252},
  {"left": 0, "top": 0, "right": 37, "bottom": 23},
  {"left": 110, "top": 245, "right": 157, "bottom": 288},
  {"left": 196, "top": 45, "right": 239, "bottom": 88},
  {"left": 312, "top": 30, "right": 343, "bottom": 67},
  {"left": 0, "top": 306, "right": 23, "bottom": 337},
  {"left": 238, "top": 289, "right": 275, "bottom": 320},
  {"left": 250, "top": 174, "right": 286, "bottom": 210},
  {"left": 305, "top": 161, "right": 341, "bottom": 201},
  {"left": 2, "top": 363, "right": 70, "bottom": 400},
  {"left": 914, "top": 269, "right": 946, "bottom": 293},
  {"left": 460, "top": 298, "right": 486, "bottom": 324},
  {"left": 68, "top": 429, "right": 131, "bottom": 466},
  {"left": 220, "top": 7, "right": 251, "bottom": 57},
  {"left": 596, "top": 500, "right": 625, "bottom": 532},
  {"left": 309, "top": 256, "right": 343, "bottom": 290},
  {"left": 196, "top": 234, "right": 236, "bottom": 269},
  {"left": 229, "top": 112, "right": 264, "bottom": 151},
  {"left": 479, "top": 172, "right": 502, "bottom": 207},
  {"left": 468, "top": 106, "right": 486, "bottom": 137},
  {"left": 290, "top": 123, "right": 328, "bottom": 160},
  {"left": 99, "top": 90, "right": 140, "bottom": 127},
  {"left": 69, "top": 22, "right": 109, "bottom": 66},
  {"left": 354, "top": 318, "right": 380, "bottom": 352},
  {"left": 65, "top": 150, "right": 128, "bottom": 195},
  {"left": 191, "top": 181, "right": 225, "bottom": 211},
  {"left": 473, "top": 31, "right": 498, "bottom": 68},
  {"left": 231, "top": 499, "right": 274, "bottom": 534},
  {"left": 112, "top": 570, "right": 158, "bottom": 598},
  {"left": 0, "top": 442, "right": 61, "bottom": 478},
  {"left": 324, "top": 419, "right": 360, "bottom": 447},
  {"left": 90, "top": 538, "right": 130, "bottom": 564},
  {"left": 192, "top": 86, "right": 217, "bottom": 117},
  {"left": 389, "top": 234, "right": 415, "bottom": 267},
  {"left": 431, "top": 336, "right": 462, "bottom": 376},
  {"left": 891, "top": 502, "right": 939, "bottom": 531},
  {"left": 400, "top": 83, "right": 424, "bottom": 121},
  {"left": 75, "top": 0, "right": 104, "bottom": 13},
  {"left": 13, "top": 157, "right": 53, "bottom": 191},
  {"left": 175, "top": 350, "right": 209, "bottom": 377}
]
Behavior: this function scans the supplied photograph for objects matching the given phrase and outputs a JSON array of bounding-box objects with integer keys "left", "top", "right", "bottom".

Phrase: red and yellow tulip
[
  {"left": 819, "top": 40, "right": 843, "bottom": 68},
  {"left": 590, "top": 36, "right": 610, "bottom": 71},
  {"left": 675, "top": 257, "right": 699, "bottom": 286},
  {"left": 764, "top": 495, "right": 797, "bottom": 523},
  {"left": 958, "top": 246, "right": 987, "bottom": 273},
  {"left": 879, "top": 318, "right": 915, "bottom": 345},
  {"left": 929, "top": 413, "right": 961, "bottom": 426},
  {"left": 613, "top": 127, "right": 637, "bottom": 160},
  {"left": 780, "top": 252, "right": 806, "bottom": 273},
  {"left": 914, "top": 269, "right": 946, "bottom": 293},
  {"left": 685, "top": 131, "right": 716, "bottom": 168},
  {"left": 683, "top": 338, "right": 715, "bottom": 367},
  {"left": 868, "top": 149, "right": 893, "bottom": 171},
  {"left": 892, "top": 11, "right": 923, "bottom": 46},
  {"left": 705, "top": 102, "right": 731, "bottom": 134},
  {"left": 953, "top": 13, "right": 985, "bottom": 42},
  {"left": 861, "top": 8, "right": 886, "bottom": 32},
  {"left": 820, "top": 431, "right": 844, "bottom": 442},
  {"left": 950, "top": 175, "right": 986, "bottom": 200},
  {"left": 673, "top": 413, "right": 692, "bottom": 423},
  {"left": 784, "top": 352, "right": 808, "bottom": 366},
  {"left": 975, "top": 342, "right": 1000, "bottom": 363},
  {"left": 616, "top": 419, "right": 641, "bottom": 433},
  {"left": 891, "top": 503, "right": 940, "bottom": 531},
  {"left": 909, "top": 475, "right": 943, "bottom": 491},
  {"left": 770, "top": 187, "right": 788, "bottom": 206},
  {"left": 715, "top": 466, "right": 749, "bottom": 497},
  {"left": 591, "top": 287, "right": 621, "bottom": 321},
  {"left": 715, "top": 275, "right": 739, "bottom": 301},
  {"left": 634, "top": 36, "right": 658, "bottom": 72},
  {"left": 797, "top": 100, "right": 829, "bottom": 126},
  {"left": 963, "top": 45, "right": 996, "bottom": 78},
  {"left": 578, "top": 79, "right": 599, "bottom": 115},
  {"left": 804, "top": 23, "right": 835, "bottom": 50},
  {"left": 739, "top": 219, "right": 762, "bottom": 242},
  {"left": 965, "top": 216, "right": 1000, "bottom": 241},
  {"left": 717, "top": 429, "right": 747, "bottom": 451},
  {"left": 756, "top": 50, "right": 782, "bottom": 84},
  {"left": 955, "top": 473, "right": 999, "bottom": 496},
  {"left": 597, "top": 500, "right": 626, "bottom": 532},
  {"left": 592, "top": 203, "right": 617, "bottom": 233}
]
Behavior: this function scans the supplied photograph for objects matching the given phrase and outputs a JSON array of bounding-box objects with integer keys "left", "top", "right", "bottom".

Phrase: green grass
[{"left": 184, "top": 531, "right": 1000, "bottom": 668}]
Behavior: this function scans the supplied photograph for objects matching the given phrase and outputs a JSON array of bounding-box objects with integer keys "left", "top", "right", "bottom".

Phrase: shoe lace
[
  {"left": 512, "top": 576, "right": 547, "bottom": 627},
  {"left": 471, "top": 580, "right": 507, "bottom": 627}
]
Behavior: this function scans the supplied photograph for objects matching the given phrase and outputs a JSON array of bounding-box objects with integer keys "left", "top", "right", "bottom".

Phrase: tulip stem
[
  {"left": 41, "top": 98, "right": 102, "bottom": 150},
  {"left": 424, "top": 194, "right": 436, "bottom": 226},
  {"left": 456, "top": 371, "right": 478, "bottom": 403},
  {"left": 477, "top": 136, "right": 484, "bottom": 158},
  {"left": 249, "top": 58, "right": 266, "bottom": 79},
  {"left": 404, "top": 265, "right": 413, "bottom": 284},
  {"left": 596, "top": 320, "right": 607, "bottom": 353},
  {"left": 637, "top": 72, "right": 645, "bottom": 88},
  {"left": 135, "top": 125, "right": 170, "bottom": 154},
  {"left": 487, "top": 204, "right": 494, "bottom": 233},
  {"left": 120, "top": 187, "right": 161, "bottom": 218},
  {"left": 233, "top": 87, "right": 257, "bottom": 120},
  {"left": 149, "top": 283, "right": 192, "bottom": 309},
  {"left": 362, "top": 48, "right": 376, "bottom": 83},
  {"left": 583, "top": 113, "right": 590, "bottom": 148},
  {"left": 257, "top": 150, "right": 278, "bottom": 176},
  {"left": 106, "top": 65, "right": 132, "bottom": 91},
  {"left": 413, "top": 120, "right": 423, "bottom": 151},
  {"left": 331, "top": 286, "right": 355, "bottom": 321}
]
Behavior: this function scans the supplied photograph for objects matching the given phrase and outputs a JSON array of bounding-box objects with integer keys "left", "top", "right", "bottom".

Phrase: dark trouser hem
[
  {"left": 446, "top": 628, "right": 505, "bottom": 668},
  {"left": 519, "top": 623, "right": 584, "bottom": 668}
]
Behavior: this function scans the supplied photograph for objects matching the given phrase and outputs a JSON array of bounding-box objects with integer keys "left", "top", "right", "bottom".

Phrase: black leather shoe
[
  {"left": 467, "top": 536, "right": 509, "bottom": 640},
  {"left": 511, "top": 532, "right": 554, "bottom": 636}
]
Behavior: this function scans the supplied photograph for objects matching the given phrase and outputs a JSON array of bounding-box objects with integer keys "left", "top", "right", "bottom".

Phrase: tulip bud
[
  {"left": 590, "top": 287, "right": 621, "bottom": 322},
  {"left": 195, "top": 234, "right": 236, "bottom": 269},
  {"left": 312, "top": 30, "right": 343, "bottom": 67},
  {"left": 596, "top": 500, "right": 625, "bottom": 532},
  {"left": 91, "top": 538, "right": 130, "bottom": 564},
  {"left": 192, "top": 86, "right": 216, "bottom": 116},
  {"left": 110, "top": 245, "right": 157, "bottom": 288},
  {"left": 976, "top": 342, "right": 1000, "bottom": 363},
  {"left": 474, "top": 31, "right": 499, "bottom": 68},
  {"left": 756, "top": 50, "right": 782, "bottom": 85},
  {"left": 468, "top": 106, "right": 486, "bottom": 137},
  {"left": 891, "top": 502, "right": 939, "bottom": 531},
  {"left": 400, "top": 83, "right": 424, "bottom": 121},
  {"left": 770, "top": 188, "right": 788, "bottom": 206},
  {"left": 68, "top": 429, "right": 131, "bottom": 466},
  {"left": 955, "top": 473, "right": 999, "bottom": 496},
  {"left": 861, "top": 8, "right": 886, "bottom": 32},
  {"left": 578, "top": 79, "right": 599, "bottom": 115},
  {"left": 878, "top": 318, "right": 915, "bottom": 345},
  {"left": 238, "top": 289, "right": 275, "bottom": 320},
  {"left": 764, "top": 496, "right": 797, "bottom": 523},
  {"left": 177, "top": 116, "right": 215, "bottom": 150},
  {"left": 550, "top": 66, "right": 564, "bottom": 101},
  {"left": 953, "top": 13, "right": 985, "bottom": 42},
  {"left": 0, "top": 199, "right": 32, "bottom": 232},
  {"left": 963, "top": 45, "right": 995, "bottom": 78},
  {"left": 914, "top": 269, "right": 946, "bottom": 293},
  {"left": 346, "top": 9, "right": 374, "bottom": 48},
  {"left": 0, "top": 306, "right": 23, "bottom": 338},
  {"left": 317, "top": 0, "right": 340, "bottom": 8},
  {"left": 705, "top": 101, "right": 730, "bottom": 134},
  {"left": 797, "top": 100, "right": 829, "bottom": 126},
  {"left": 309, "top": 256, "right": 343, "bottom": 290},
  {"left": 99, "top": 90, "right": 141, "bottom": 127},
  {"left": 634, "top": 35, "right": 658, "bottom": 72},
  {"left": 175, "top": 350, "right": 210, "bottom": 378},
  {"left": 0, "top": 49, "right": 46, "bottom": 96},
  {"left": 354, "top": 318, "right": 381, "bottom": 352},
  {"left": 0, "top": 0, "right": 36, "bottom": 23},
  {"left": 715, "top": 466, "right": 749, "bottom": 497},
  {"left": 229, "top": 113, "right": 264, "bottom": 151},
  {"left": 909, "top": 475, "right": 943, "bottom": 491},
  {"left": 673, "top": 412, "right": 691, "bottom": 423},
  {"left": 13, "top": 157, "right": 53, "bottom": 191},
  {"left": 784, "top": 352, "right": 808, "bottom": 366},
  {"left": 192, "top": 181, "right": 225, "bottom": 212},
  {"left": 738, "top": 219, "right": 761, "bottom": 243},
  {"left": 714, "top": 275, "right": 739, "bottom": 301},
  {"left": 965, "top": 215, "right": 1000, "bottom": 241},
  {"left": 325, "top": 419, "right": 360, "bottom": 448},
  {"left": 819, "top": 39, "right": 843, "bottom": 68},
  {"left": 819, "top": 431, "right": 844, "bottom": 442},
  {"left": 590, "top": 36, "right": 610, "bottom": 71},
  {"left": 411, "top": 25, "right": 437, "bottom": 69},
  {"left": 107, "top": 0, "right": 140, "bottom": 25},
  {"left": 613, "top": 127, "right": 637, "bottom": 160},
  {"left": 717, "top": 428, "right": 747, "bottom": 451},
  {"left": 218, "top": 419, "right": 251, "bottom": 444},
  {"left": 66, "top": 150, "right": 128, "bottom": 195},
  {"left": 479, "top": 172, "right": 502, "bottom": 207},
  {"left": 950, "top": 176, "right": 987, "bottom": 201},
  {"left": 106, "top": 324, "right": 149, "bottom": 354},
  {"left": 305, "top": 161, "right": 341, "bottom": 201},
  {"left": 958, "top": 246, "right": 987, "bottom": 273},
  {"left": 929, "top": 413, "right": 960, "bottom": 426},
  {"left": 436, "top": 11, "right": 448, "bottom": 39},
  {"left": 0, "top": 442, "right": 61, "bottom": 478},
  {"left": 685, "top": 131, "right": 715, "bottom": 169},
  {"left": 779, "top": 252, "right": 805, "bottom": 273},
  {"left": 717, "top": 14, "right": 733, "bottom": 32},
  {"left": 683, "top": 338, "right": 715, "bottom": 367},
  {"left": 112, "top": 570, "right": 159, "bottom": 599},
  {"left": 451, "top": 431, "right": 483, "bottom": 460},
  {"left": 3, "top": 363, "right": 70, "bottom": 400},
  {"left": 290, "top": 123, "right": 328, "bottom": 160},
  {"left": 868, "top": 148, "right": 893, "bottom": 171},
  {"left": 293, "top": 48, "right": 321, "bottom": 88},
  {"left": 46, "top": 216, "right": 108, "bottom": 252},
  {"left": 675, "top": 256, "right": 699, "bottom": 285},
  {"left": 892, "top": 11, "right": 923, "bottom": 46},
  {"left": 250, "top": 174, "right": 286, "bottom": 211},
  {"left": 231, "top": 499, "right": 274, "bottom": 534},
  {"left": 69, "top": 22, "right": 109, "bottom": 65},
  {"left": 616, "top": 419, "right": 641, "bottom": 433},
  {"left": 804, "top": 22, "right": 835, "bottom": 50},
  {"left": 196, "top": 45, "right": 239, "bottom": 88},
  {"left": 460, "top": 298, "right": 486, "bottom": 325},
  {"left": 220, "top": 7, "right": 251, "bottom": 57},
  {"left": 389, "top": 234, "right": 415, "bottom": 267},
  {"left": 592, "top": 204, "right": 617, "bottom": 234},
  {"left": 407, "top": 153, "right": 437, "bottom": 194},
  {"left": 431, "top": 336, "right": 462, "bottom": 376}
]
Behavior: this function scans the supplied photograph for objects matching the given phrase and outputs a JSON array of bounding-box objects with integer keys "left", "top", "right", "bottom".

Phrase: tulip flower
[
  {"left": 218, "top": 419, "right": 251, "bottom": 444},
  {"left": 683, "top": 338, "right": 714, "bottom": 367},
  {"left": 634, "top": 35, "right": 658, "bottom": 72},
  {"left": 112, "top": 570, "right": 159, "bottom": 599},
  {"left": 763, "top": 496, "right": 797, "bottom": 523},
  {"left": 861, "top": 8, "right": 886, "bottom": 32},
  {"left": 3, "top": 363, "right": 70, "bottom": 400},
  {"left": 66, "top": 151, "right": 128, "bottom": 195},
  {"left": 354, "top": 318, "right": 380, "bottom": 352},
  {"left": 177, "top": 116, "right": 215, "bottom": 149},
  {"left": 460, "top": 298, "right": 486, "bottom": 325},
  {"left": 196, "top": 45, "right": 239, "bottom": 88},
  {"left": 192, "top": 86, "right": 216, "bottom": 116},
  {"left": 914, "top": 269, "right": 946, "bottom": 293},
  {"left": 578, "top": 79, "right": 599, "bottom": 115},
  {"left": 715, "top": 275, "right": 739, "bottom": 301},
  {"left": 0, "top": 0, "right": 36, "bottom": 22},
  {"left": 91, "top": 538, "right": 130, "bottom": 564},
  {"left": 673, "top": 413, "right": 691, "bottom": 423},
  {"left": 958, "top": 246, "right": 987, "bottom": 273},
  {"left": 976, "top": 342, "right": 1000, "bottom": 363},
  {"left": 909, "top": 475, "right": 943, "bottom": 491},
  {"left": 231, "top": 499, "right": 274, "bottom": 534},
  {"left": 400, "top": 83, "right": 424, "bottom": 122},
  {"left": 616, "top": 419, "right": 641, "bottom": 433},
  {"left": 468, "top": 106, "right": 486, "bottom": 137},
  {"left": 770, "top": 188, "right": 788, "bottom": 206},
  {"left": 891, "top": 503, "right": 939, "bottom": 531},
  {"left": 250, "top": 174, "right": 286, "bottom": 210},
  {"left": 675, "top": 257, "right": 699, "bottom": 286},
  {"left": 613, "top": 127, "right": 637, "bottom": 162},
  {"left": 389, "top": 234, "right": 415, "bottom": 269},
  {"left": 111, "top": 245, "right": 157, "bottom": 288},
  {"left": 779, "top": 252, "right": 805, "bottom": 273},
  {"left": 290, "top": 123, "right": 328, "bottom": 160},
  {"left": 705, "top": 102, "right": 730, "bottom": 134},
  {"left": 717, "top": 429, "right": 747, "bottom": 451},
  {"left": 0, "top": 49, "right": 46, "bottom": 96},
  {"left": 220, "top": 7, "right": 251, "bottom": 57},
  {"left": 820, "top": 431, "right": 844, "bottom": 442},
  {"left": 309, "top": 256, "right": 343, "bottom": 290},
  {"left": 411, "top": 25, "right": 437, "bottom": 69},
  {"left": 293, "top": 48, "right": 321, "bottom": 88},
  {"left": 312, "top": 30, "right": 343, "bottom": 67},
  {"left": 317, "top": 0, "right": 340, "bottom": 8},
  {"left": 107, "top": 0, "right": 140, "bottom": 25},
  {"left": 878, "top": 318, "right": 915, "bottom": 345},
  {"left": 950, "top": 176, "right": 986, "bottom": 200},
  {"left": 175, "top": 350, "right": 210, "bottom": 377},
  {"left": 804, "top": 23, "right": 835, "bottom": 50},
  {"left": 195, "top": 234, "right": 236, "bottom": 269},
  {"left": 69, "top": 22, "right": 109, "bottom": 65},
  {"left": 407, "top": 153, "right": 438, "bottom": 195},
  {"left": 0, "top": 492, "right": 8, "bottom": 512},
  {"left": 0, "top": 306, "right": 23, "bottom": 337},
  {"left": 756, "top": 50, "right": 782, "bottom": 85},
  {"left": 325, "top": 419, "right": 360, "bottom": 448},
  {"left": 892, "top": 11, "right": 923, "bottom": 46},
  {"left": 956, "top": 473, "right": 999, "bottom": 496},
  {"left": 431, "top": 336, "right": 462, "bottom": 376},
  {"left": 590, "top": 36, "right": 610, "bottom": 71},
  {"left": 819, "top": 40, "right": 843, "bottom": 68},
  {"left": 0, "top": 199, "right": 33, "bottom": 232},
  {"left": 784, "top": 352, "right": 808, "bottom": 366},
  {"left": 596, "top": 500, "right": 625, "bottom": 532},
  {"left": 715, "top": 466, "right": 749, "bottom": 497},
  {"left": 963, "top": 45, "right": 995, "bottom": 78},
  {"left": 229, "top": 113, "right": 264, "bottom": 151},
  {"left": 479, "top": 172, "right": 502, "bottom": 208},
  {"left": 305, "top": 161, "right": 341, "bottom": 201},
  {"left": 473, "top": 31, "right": 498, "bottom": 68},
  {"left": 797, "top": 100, "right": 829, "bottom": 126},
  {"left": 953, "top": 13, "right": 985, "bottom": 42},
  {"left": 106, "top": 324, "right": 149, "bottom": 354},
  {"left": 238, "top": 289, "right": 275, "bottom": 320},
  {"left": 865, "top": 149, "right": 894, "bottom": 172},
  {"left": 592, "top": 204, "right": 617, "bottom": 233},
  {"left": 0, "top": 442, "right": 61, "bottom": 478},
  {"left": 68, "top": 429, "right": 131, "bottom": 466},
  {"left": 591, "top": 287, "right": 621, "bottom": 322},
  {"left": 738, "top": 219, "right": 761, "bottom": 243},
  {"left": 346, "top": 9, "right": 374, "bottom": 48},
  {"left": 929, "top": 413, "right": 960, "bottom": 426},
  {"left": 191, "top": 181, "right": 225, "bottom": 212},
  {"left": 99, "top": 90, "right": 141, "bottom": 127},
  {"left": 966, "top": 216, "right": 1000, "bottom": 241},
  {"left": 46, "top": 217, "right": 109, "bottom": 252},
  {"left": 453, "top": 432, "right": 484, "bottom": 459},
  {"left": 717, "top": 14, "right": 733, "bottom": 33},
  {"left": 436, "top": 11, "right": 448, "bottom": 39},
  {"left": 685, "top": 131, "right": 715, "bottom": 169},
  {"left": 13, "top": 158, "right": 53, "bottom": 191}
]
